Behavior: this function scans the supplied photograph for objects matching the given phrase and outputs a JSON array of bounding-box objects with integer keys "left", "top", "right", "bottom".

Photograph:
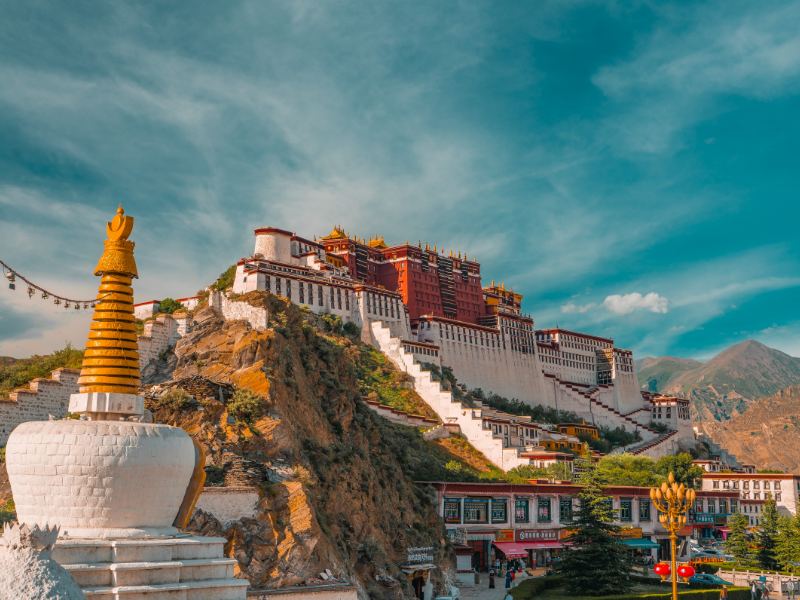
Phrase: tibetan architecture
[{"left": 4, "top": 206, "right": 248, "bottom": 599}]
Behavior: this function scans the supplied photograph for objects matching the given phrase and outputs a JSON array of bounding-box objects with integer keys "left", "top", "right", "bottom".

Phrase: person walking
[
  {"left": 488, "top": 568, "right": 495, "bottom": 589},
  {"left": 751, "top": 581, "right": 758, "bottom": 600},
  {"left": 720, "top": 585, "right": 728, "bottom": 600},
  {"left": 505, "top": 569, "right": 513, "bottom": 589}
]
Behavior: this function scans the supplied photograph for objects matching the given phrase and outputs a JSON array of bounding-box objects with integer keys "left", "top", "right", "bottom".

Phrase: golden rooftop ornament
[{"left": 77, "top": 205, "right": 141, "bottom": 396}]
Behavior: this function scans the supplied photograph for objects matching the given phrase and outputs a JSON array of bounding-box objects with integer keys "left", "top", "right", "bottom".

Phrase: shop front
[{"left": 492, "top": 528, "right": 563, "bottom": 568}]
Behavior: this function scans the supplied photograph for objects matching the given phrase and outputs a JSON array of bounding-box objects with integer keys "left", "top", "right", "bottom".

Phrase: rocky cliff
[{"left": 142, "top": 293, "right": 471, "bottom": 598}]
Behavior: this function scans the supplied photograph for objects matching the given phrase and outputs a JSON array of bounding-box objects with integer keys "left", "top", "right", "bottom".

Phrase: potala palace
[{"left": 226, "top": 226, "right": 694, "bottom": 463}]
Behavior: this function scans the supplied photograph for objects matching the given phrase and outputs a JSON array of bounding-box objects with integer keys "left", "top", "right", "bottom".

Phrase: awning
[
  {"left": 492, "top": 542, "right": 529, "bottom": 558},
  {"left": 492, "top": 541, "right": 562, "bottom": 557},
  {"left": 621, "top": 538, "right": 660, "bottom": 550}
]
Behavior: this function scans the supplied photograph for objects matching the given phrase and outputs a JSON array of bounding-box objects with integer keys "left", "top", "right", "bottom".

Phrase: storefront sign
[
  {"left": 495, "top": 530, "right": 514, "bottom": 542},
  {"left": 406, "top": 547, "right": 435, "bottom": 565},
  {"left": 559, "top": 528, "right": 577, "bottom": 540},
  {"left": 618, "top": 527, "right": 644, "bottom": 539},
  {"left": 446, "top": 528, "right": 467, "bottom": 546},
  {"left": 516, "top": 529, "right": 559, "bottom": 542}
]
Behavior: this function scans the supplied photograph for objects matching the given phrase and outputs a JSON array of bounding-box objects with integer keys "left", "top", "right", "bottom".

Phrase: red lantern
[
  {"left": 677, "top": 564, "right": 695, "bottom": 579},
  {"left": 654, "top": 563, "right": 671, "bottom": 580}
]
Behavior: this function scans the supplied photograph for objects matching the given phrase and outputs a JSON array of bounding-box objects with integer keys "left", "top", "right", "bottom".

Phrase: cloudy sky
[{"left": 1, "top": 1, "right": 799, "bottom": 359}]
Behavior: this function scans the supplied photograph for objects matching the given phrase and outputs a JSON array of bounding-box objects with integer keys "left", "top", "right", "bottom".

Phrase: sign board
[
  {"left": 495, "top": 530, "right": 514, "bottom": 542},
  {"left": 516, "top": 529, "right": 559, "bottom": 542},
  {"left": 406, "top": 546, "right": 435, "bottom": 565},
  {"left": 559, "top": 528, "right": 577, "bottom": 540},
  {"left": 618, "top": 527, "right": 644, "bottom": 539},
  {"left": 446, "top": 528, "right": 467, "bottom": 546}
]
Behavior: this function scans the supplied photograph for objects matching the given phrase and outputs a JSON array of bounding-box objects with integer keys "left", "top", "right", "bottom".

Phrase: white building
[{"left": 701, "top": 473, "right": 800, "bottom": 517}]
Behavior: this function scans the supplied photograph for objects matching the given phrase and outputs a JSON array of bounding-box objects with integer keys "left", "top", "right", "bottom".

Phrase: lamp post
[{"left": 650, "top": 472, "right": 696, "bottom": 600}]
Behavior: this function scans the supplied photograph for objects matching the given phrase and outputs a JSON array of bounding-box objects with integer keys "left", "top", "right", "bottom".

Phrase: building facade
[
  {"left": 428, "top": 481, "right": 738, "bottom": 578},
  {"left": 701, "top": 473, "right": 800, "bottom": 517}
]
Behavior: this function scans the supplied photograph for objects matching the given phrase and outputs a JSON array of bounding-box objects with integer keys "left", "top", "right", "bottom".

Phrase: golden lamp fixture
[
  {"left": 70, "top": 206, "right": 144, "bottom": 419},
  {"left": 650, "top": 473, "right": 697, "bottom": 600}
]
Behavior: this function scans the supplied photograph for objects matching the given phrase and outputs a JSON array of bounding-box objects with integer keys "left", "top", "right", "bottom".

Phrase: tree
[
  {"left": 757, "top": 495, "right": 780, "bottom": 570},
  {"left": 557, "top": 457, "right": 631, "bottom": 596},
  {"left": 725, "top": 512, "right": 754, "bottom": 567},
  {"left": 775, "top": 513, "right": 800, "bottom": 573},
  {"left": 655, "top": 453, "right": 704, "bottom": 487},
  {"left": 596, "top": 454, "right": 660, "bottom": 487},
  {"left": 157, "top": 297, "right": 183, "bottom": 314}
]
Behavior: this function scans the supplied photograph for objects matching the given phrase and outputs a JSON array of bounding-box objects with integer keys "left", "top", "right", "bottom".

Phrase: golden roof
[
  {"left": 367, "top": 235, "right": 387, "bottom": 249},
  {"left": 77, "top": 206, "right": 140, "bottom": 395},
  {"left": 321, "top": 225, "right": 347, "bottom": 240}
]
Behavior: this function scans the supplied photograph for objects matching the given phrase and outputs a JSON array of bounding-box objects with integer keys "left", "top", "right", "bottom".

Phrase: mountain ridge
[{"left": 637, "top": 339, "right": 800, "bottom": 421}]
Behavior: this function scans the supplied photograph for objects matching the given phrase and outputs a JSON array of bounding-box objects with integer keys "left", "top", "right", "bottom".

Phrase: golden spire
[{"left": 77, "top": 205, "right": 140, "bottom": 395}]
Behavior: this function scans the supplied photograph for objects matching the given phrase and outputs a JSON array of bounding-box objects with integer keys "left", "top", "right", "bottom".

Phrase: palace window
[
  {"left": 639, "top": 499, "right": 651, "bottom": 521},
  {"left": 559, "top": 497, "right": 573, "bottom": 523},
  {"left": 754, "top": 493, "right": 761, "bottom": 500},
  {"left": 345, "top": 291, "right": 350, "bottom": 311},
  {"left": 694, "top": 499, "right": 704, "bottom": 513},
  {"left": 443, "top": 498, "right": 461, "bottom": 524},
  {"left": 298, "top": 282, "right": 304, "bottom": 303},
  {"left": 336, "top": 288, "right": 342, "bottom": 310},
  {"left": 719, "top": 499, "right": 728, "bottom": 514},
  {"left": 491, "top": 498, "right": 508, "bottom": 524},
  {"left": 308, "top": 283, "right": 313, "bottom": 305},
  {"left": 265, "top": 275, "right": 271, "bottom": 293},
  {"left": 706, "top": 499, "right": 716, "bottom": 513},
  {"left": 776, "top": 493, "right": 782, "bottom": 502},
  {"left": 286, "top": 279, "right": 292, "bottom": 300},
  {"left": 712, "top": 480, "right": 719, "bottom": 489},
  {"left": 276, "top": 278, "right": 282, "bottom": 296},
  {"left": 619, "top": 498, "right": 633, "bottom": 522},
  {"left": 463, "top": 498, "right": 489, "bottom": 524},
  {"left": 730, "top": 499, "right": 738, "bottom": 513},
  {"left": 318, "top": 285, "right": 324, "bottom": 306},
  {"left": 753, "top": 481, "right": 760, "bottom": 490},
  {"left": 330, "top": 287, "right": 335, "bottom": 307},
  {"left": 537, "top": 498, "right": 552, "bottom": 523},
  {"left": 515, "top": 499, "right": 530, "bottom": 523},
  {"left": 765, "top": 482, "right": 771, "bottom": 490}
]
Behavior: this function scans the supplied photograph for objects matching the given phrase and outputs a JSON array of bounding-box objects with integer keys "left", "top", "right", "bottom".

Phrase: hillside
[
  {"left": 705, "top": 385, "right": 800, "bottom": 472},
  {"left": 0, "top": 346, "right": 83, "bottom": 398},
  {"left": 637, "top": 340, "right": 800, "bottom": 421},
  {"left": 636, "top": 356, "right": 702, "bottom": 393},
  {"left": 138, "top": 292, "right": 503, "bottom": 598}
]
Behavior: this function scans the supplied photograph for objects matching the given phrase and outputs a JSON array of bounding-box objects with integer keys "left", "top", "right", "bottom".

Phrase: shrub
[
  {"left": 157, "top": 297, "right": 183, "bottom": 314},
  {"left": 0, "top": 499, "right": 15, "bottom": 525},
  {"left": 151, "top": 387, "right": 194, "bottom": 412},
  {"left": 227, "top": 389, "right": 263, "bottom": 424},
  {"left": 211, "top": 264, "right": 237, "bottom": 291}
]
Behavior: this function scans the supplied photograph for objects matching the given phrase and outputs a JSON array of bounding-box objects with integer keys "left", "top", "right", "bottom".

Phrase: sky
[{"left": 1, "top": 0, "right": 800, "bottom": 359}]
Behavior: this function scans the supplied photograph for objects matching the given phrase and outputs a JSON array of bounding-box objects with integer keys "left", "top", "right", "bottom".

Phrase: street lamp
[{"left": 650, "top": 472, "right": 696, "bottom": 600}]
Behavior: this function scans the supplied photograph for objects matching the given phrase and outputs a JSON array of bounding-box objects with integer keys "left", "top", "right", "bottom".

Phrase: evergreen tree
[
  {"left": 775, "top": 512, "right": 800, "bottom": 573},
  {"left": 758, "top": 495, "right": 780, "bottom": 570},
  {"left": 557, "top": 457, "right": 631, "bottom": 596},
  {"left": 725, "top": 512, "right": 754, "bottom": 567}
]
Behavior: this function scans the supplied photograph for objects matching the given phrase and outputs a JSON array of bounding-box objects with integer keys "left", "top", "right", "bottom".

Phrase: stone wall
[
  {"left": 0, "top": 368, "right": 79, "bottom": 446},
  {"left": 138, "top": 313, "right": 191, "bottom": 369},
  {"left": 195, "top": 486, "right": 260, "bottom": 527},
  {"left": 210, "top": 291, "right": 269, "bottom": 331},
  {"left": 247, "top": 584, "right": 358, "bottom": 600}
]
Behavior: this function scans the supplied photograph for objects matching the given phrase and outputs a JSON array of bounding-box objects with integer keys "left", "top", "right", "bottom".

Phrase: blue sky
[{"left": 1, "top": 1, "right": 799, "bottom": 359}]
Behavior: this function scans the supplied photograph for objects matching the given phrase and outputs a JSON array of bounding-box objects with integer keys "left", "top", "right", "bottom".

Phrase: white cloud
[
  {"left": 603, "top": 292, "right": 669, "bottom": 315},
  {"left": 561, "top": 301, "right": 596, "bottom": 314}
]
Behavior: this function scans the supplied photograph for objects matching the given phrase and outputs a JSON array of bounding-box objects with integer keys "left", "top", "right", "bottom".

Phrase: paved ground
[{"left": 458, "top": 573, "right": 533, "bottom": 600}]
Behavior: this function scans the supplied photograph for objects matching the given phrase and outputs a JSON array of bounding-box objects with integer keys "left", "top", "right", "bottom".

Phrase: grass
[
  {"left": 512, "top": 580, "right": 750, "bottom": 600},
  {"left": 0, "top": 345, "right": 83, "bottom": 398}
]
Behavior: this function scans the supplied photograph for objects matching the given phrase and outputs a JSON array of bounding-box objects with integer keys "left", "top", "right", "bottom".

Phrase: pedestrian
[
  {"left": 504, "top": 592, "right": 513, "bottom": 600},
  {"left": 751, "top": 582, "right": 758, "bottom": 600},
  {"left": 488, "top": 568, "right": 495, "bottom": 589},
  {"left": 505, "top": 569, "right": 512, "bottom": 589},
  {"left": 720, "top": 585, "right": 728, "bottom": 600},
  {"left": 763, "top": 585, "right": 770, "bottom": 600}
]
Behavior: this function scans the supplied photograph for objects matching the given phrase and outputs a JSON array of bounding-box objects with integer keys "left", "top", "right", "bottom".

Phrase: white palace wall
[{"left": 0, "top": 368, "right": 80, "bottom": 445}]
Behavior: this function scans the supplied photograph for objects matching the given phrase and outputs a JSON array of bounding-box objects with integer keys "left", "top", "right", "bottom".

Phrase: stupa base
[
  {"left": 60, "top": 526, "right": 183, "bottom": 540},
  {"left": 53, "top": 534, "right": 248, "bottom": 599}
]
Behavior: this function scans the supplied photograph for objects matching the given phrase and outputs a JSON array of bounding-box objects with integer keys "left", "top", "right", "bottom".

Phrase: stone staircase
[
  {"left": 371, "top": 322, "right": 530, "bottom": 470},
  {"left": 611, "top": 430, "right": 678, "bottom": 458},
  {"left": 53, "top": 536, "right": 248, "bottom": 599},
  {"left": 546, "top": 375, "right": 659, "bottom": 439}
]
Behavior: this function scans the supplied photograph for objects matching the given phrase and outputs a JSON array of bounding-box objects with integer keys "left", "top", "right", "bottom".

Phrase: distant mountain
[
  {"left": 637, "top": 356, "right": 703, "bottom": 393},
  {"left": 637, "top": 340, "right": 800, "bottom": 422},
  {"left": 706, "top": 385, "right": 800, "bottom": 472}
]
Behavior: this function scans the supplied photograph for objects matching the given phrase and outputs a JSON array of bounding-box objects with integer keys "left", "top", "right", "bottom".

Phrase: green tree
[
  {"left": 596, "top": 454, "right": 660, "bottom": 486},
  {"left": 725, "top": 512, "right": 754, "bottom": 566},
  {"left": 655, "top": 453, "right": 704, "bottom": 487},
  {"left": 157, "top": 297, "right": 183, "bottom": 314},
  {"left": 775, "top": 513, "right": 800, "bottom": 573},
  {"left": 211, "top": 264, "right": 237, "bottom": 291},
  {"left": 557, "top": 458, "right": 631, "bottom": 596},
  {"left": 758, "top": 495, "right": 780, "bottom": 570}
]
